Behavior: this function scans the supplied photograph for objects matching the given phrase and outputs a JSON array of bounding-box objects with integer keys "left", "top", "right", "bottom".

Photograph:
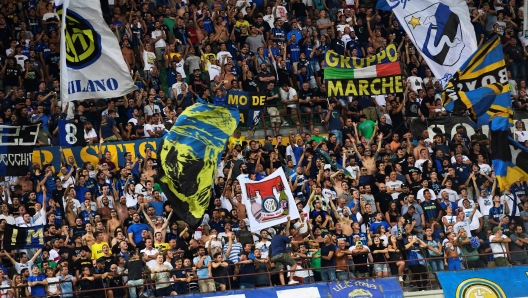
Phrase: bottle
[
  {"left": 277, "top": 182, "right": 289, "bottom": 215},
  {"left": 249, "top": 190, "right": 263, "bottom": 222}
]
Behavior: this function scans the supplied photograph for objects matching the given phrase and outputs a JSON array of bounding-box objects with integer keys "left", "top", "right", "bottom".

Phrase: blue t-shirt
[
  {"left": 369, "top": 221, "right": 391, "bottom": 233},
  {"left": 28, "top": 274, "right": 47, "bottom": 296},
  {"left": 128, "top": 223, "right": 150, "bottom": 244},
  {"left": 100, "top": 117, "right": 116, "bottom": 139},
  {"left": 270, "top": 235, "right": 291, "bottom": 257},
  {"left": 193, "top": 255, "right": 212, "bottom": 278},
  {"left": 320, "top": 243, "right": 336, "bottom": 267},
  {"left": 149, "top": 200, "right": 164, "bottom": 216}
]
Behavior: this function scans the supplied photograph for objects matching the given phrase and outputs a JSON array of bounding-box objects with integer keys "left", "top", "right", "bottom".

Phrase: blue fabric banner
[
  {"left": 226, "top": 90, "right": 266, "bottom": 127},
  {"left": 328, "top": 278, "right": 404, "bottom": 298},
  {"left": 32, "top": 138, "right": 162, "bottom": 173},
  {"left": 437, "top": 266, "right": 528, "bottom": 298}
]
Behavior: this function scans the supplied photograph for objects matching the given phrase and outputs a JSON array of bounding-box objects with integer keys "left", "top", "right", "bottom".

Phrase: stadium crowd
[{"left": 1, "top": 0, "right": 528, "bottom": 297}]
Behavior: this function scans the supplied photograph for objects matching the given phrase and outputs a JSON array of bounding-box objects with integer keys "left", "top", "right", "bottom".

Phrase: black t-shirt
[
  {"left": 420, "top": 95, "right": 435, "bottom": 117},
  {"left": 266, "top": 89, "right": 279, "bottom": 106},
  {"left": 406, "top": 101, "right": 420, "bottom": 117},
  {"left": 374, "top": 192, "right": 393, "bottom": 214},
  {"left": 74, "top": 257, "right": 93, "bottom": 273},
  {"left": 352, "top": 250, "right": 369, "bottom": 272}
]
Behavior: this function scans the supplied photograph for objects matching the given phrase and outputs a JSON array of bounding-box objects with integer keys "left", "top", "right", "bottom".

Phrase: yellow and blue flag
[
  {"left": 443, "top": 36, "right": 508, "bottom": 125},
  {"left": 158, "top": 102, "right": 239, "bottom": 228}
]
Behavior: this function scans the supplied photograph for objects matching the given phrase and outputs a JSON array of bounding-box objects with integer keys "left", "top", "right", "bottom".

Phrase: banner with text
[
  {"left": 226, "top": 90, "right": 267, "bottom": 127},
  {"left": 328, "top": 278, "right": 403, "bottom": 298},
  {"left": 32, "top": 138, "right": 162, "bottom": 173},
  {"left": 327, "top": 76, "right": 404, "bottom": 97},
  {"left": 324, "top": 44, "right": 399, "bottom": 68},
  {"left": 437, "top": 266, "right": 528, "bottom": 298},
  {"left": 56, "top": 0, "right": 136, "bottom": 101},
  {"left": 3, "top": 224, "right": 45, "bottom": 249},
  {"left": 411, "top": 109, "right": 528, "bottom": 140},
  {"left": 0, "top": 124, "right": 39, "bottom": 176},
  {"left": 238, "top": 168, "right": 300, "bottom": 231}
]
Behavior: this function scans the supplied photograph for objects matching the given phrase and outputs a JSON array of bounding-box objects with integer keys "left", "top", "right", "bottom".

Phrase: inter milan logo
[
  {"left": 57, "top": 6, "right": 101, "bottom": 69},
  {"left": 404, "top": 3, "right": 464, "bottom": 67}
]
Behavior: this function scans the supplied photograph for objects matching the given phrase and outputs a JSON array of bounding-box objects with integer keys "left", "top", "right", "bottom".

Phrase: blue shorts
[{"left": 447, "top": 257, "right": 461, "bottom": 271}]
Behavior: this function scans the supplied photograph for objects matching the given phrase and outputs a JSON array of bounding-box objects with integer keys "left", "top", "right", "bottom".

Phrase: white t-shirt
[
  {"left": 478, "top": 196, "right": 493, "bottom": 216},
  {"left": 14, "top": 260, "right": 33, "bottom": 274},
  {"left": 84, "top": 128, "right": 98, "bottom": 142},
  {"left": 151, "top": 30, "right": 166, "bottom": 48},
  {"left": 453, "top": 217, "right": 472, "bottom": 236},
  {"left": 414, "top": 159, "right": 428, "bottom": 172},
  {"left": 336, "top": 24, "right": 351, "bottom": 33},
  {"left": 263, "top": 14, "right": 275, "bottom": 28},
  {"left": 14, "top": 54, "right": 28, "bottom": 70},
  {"left": 283, "top": 88, "right": 298, "bottom": 108},
  {"left": 407, "top": 76, "right": 424, "bottom": 91},
  {"left": 501, "top": 194, "right": 521, "bottom": 216},
  {"left": 440, "top": 189, "right": 459, "bottom": 203},
  {"left": 462, "top": 208, "right": 482, "bottom": 231},
  {"left": 515, "top": 131, "right": 528, "bottom": 143},
  {"left": 386, "top": 180, "right": 402, "bottom": 200},
  {"left": 175, "top": 60, "right": 186, "bottom": 79},
  {"left": 125, "top": 192, "right": 138, "bottom": 208},
  {"left": 216, "top": 51, "right": 232, "bottom": 63},
  {"left": 46, "top": 276, "right": 60, "bottom": 294},
  {"left": 478, "top": 163, "right": 492, "bottom": 176},
  {"left": 144, "top": 123, "right": 155, "bottom": 137},
  {"left": 0, "top": 215, "right": 15, "bottom": 225},
  {"left": 346, "top": 165, "right": 359, "bottom": 179},
  {"left": 489, "top": 234, "right": 508, "bottom": 258},
  {"left": 255, "top": 240, "right": 271, "bottom": 259},
  {"left": 143, "top": 51, "right": 156, "bottom": 71}
]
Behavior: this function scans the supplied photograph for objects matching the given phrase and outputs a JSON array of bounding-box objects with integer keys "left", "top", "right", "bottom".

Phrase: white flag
[
  {"left": 238, "top": 168, "right": 300, "bottom": 231},
  {"left": 57, "top": 0, "right": 136, "bottom": 101},
  {"left": 391, "top": 0, "right": 477, "bottom": 87}
]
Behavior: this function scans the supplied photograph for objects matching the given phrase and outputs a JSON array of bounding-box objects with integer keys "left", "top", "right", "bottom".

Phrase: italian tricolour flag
[{"left": 324, "top": 62, "right": 401, "bottom": 79}]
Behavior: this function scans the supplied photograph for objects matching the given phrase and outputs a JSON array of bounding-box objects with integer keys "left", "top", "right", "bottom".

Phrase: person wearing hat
[
  {"left": 489, "top": 226, "right": 512, "bottom": 267},
  {"left": 235, "top": 252, "right": 256, "bottom": 289},
  {"left": 349, "top": 239, "right": 370, "bottom": 278},
  {"left": 28, "top": 265, "right": 48, "bottom": 297},
  {"left": 73, "top": 247, "right": 93, "bottom": 277}
]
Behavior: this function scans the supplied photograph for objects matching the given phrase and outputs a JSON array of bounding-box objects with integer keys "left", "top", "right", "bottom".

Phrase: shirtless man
[
  {"left": 330, "top": 200, "right": 353, "bottom": 236},
  {"left": 121, "top": 39, "right": 136, "bottom": 71},
  {"left": 95, "top": 221, "right": 112, "bottom": 244},
  {"left": 142, "top": 205, "right": 174, "bottom": 241},
  {"left": 64, "top": 198, "right": 77, "bottom": 226},
  {"left": 213, "top": 16, "right": 229, "bottom": 43},
  {"left": 82, "top": 223, "right": 96, "bottom": 249},
  {"left": 107, "top": 209, "right": 122, "bottom": 235},
  {"left": 444, "top": 230, "right": 462, "bottom": 270},
  {"left": 115, "top": 196, "right": 129, "bottom": 225},
  {"left": 351, "top": 133, "right": 383, "bottom": 175},
  {"left": 366, "top": 15, "right": 384, "bottom": 50}
]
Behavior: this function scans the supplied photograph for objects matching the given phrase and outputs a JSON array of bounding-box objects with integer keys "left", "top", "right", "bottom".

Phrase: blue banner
[
  {"left": 226, "top": 90, "right": 266, "bottom": 127},
  {"left": 32, "top": 138, "right": 162, "bottom": 172},
  {"left": 58, "top": 120, "right": 77, "bottom": 147},
  {"left": 328, "top": 278, "right": 403, "bottom": 298},
  {"left": 171, "top": 279, "right": 403, "bottom": 298},
  {"left": 437, "top": 266, "right": 528, "bottom": 298},
  {"left": 3, "top": 224, "right": 45, "bottom": 249}
]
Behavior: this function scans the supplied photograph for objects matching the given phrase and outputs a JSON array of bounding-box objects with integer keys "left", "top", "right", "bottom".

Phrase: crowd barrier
[{"left": 9, "top": 251, "right": 528, "bottom": 298}]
